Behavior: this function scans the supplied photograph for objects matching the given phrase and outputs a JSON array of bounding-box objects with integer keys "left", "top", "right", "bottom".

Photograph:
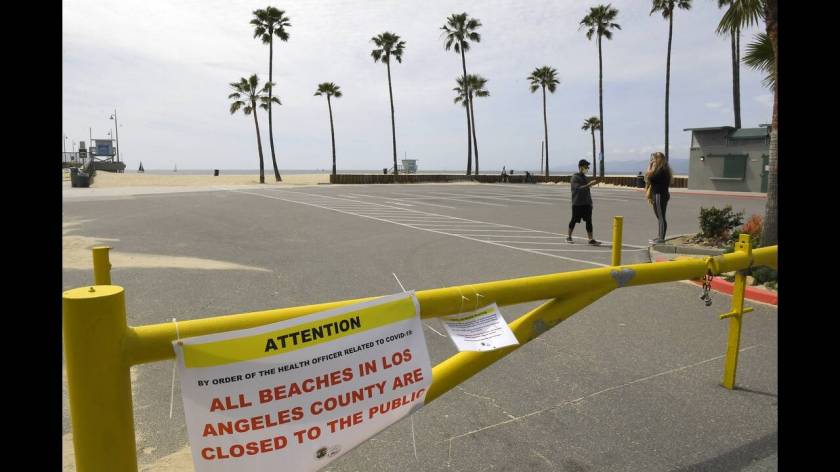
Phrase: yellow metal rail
[{"left": 62, "top": 221, "right": 777, "bottom": 471}]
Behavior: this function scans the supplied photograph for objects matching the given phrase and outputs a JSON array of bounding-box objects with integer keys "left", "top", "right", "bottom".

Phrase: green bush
[
  {"left": 699, "top": 205, "right": 744, "bottom": 239},
  {"left": 751, "top": 266, "right": 777, "bottom": 286}
]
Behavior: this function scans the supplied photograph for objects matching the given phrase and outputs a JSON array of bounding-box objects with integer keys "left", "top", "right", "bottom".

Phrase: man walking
[{"left": 567, "top": 159, "right": 601, "bottom": 246}]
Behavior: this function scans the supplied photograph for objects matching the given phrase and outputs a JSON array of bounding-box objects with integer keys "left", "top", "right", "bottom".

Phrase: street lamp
[
  {"left": 109, "top": 109, "right": 120, "bottom": 163},
  {"left": 63, "top": 135, "right": 67, "bottom": 162}
]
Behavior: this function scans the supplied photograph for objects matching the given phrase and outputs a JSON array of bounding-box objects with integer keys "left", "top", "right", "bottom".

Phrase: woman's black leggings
[{"left": 652, "top": 192, "right": 669, "bottom": 240}]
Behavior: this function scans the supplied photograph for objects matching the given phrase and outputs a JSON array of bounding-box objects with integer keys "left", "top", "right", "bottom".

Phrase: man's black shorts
[{"left": 570, "top": 205, "right": 593, "bottom": 223}]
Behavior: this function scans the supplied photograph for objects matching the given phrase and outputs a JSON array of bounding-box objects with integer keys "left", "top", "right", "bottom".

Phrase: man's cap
[{"left": 578, "top": 159, "right": 590, "bottom": 168}]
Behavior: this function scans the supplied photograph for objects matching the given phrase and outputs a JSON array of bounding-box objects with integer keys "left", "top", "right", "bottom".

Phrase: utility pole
[{"left": 110, "top": 109, "right": 120, "bottom": 163}]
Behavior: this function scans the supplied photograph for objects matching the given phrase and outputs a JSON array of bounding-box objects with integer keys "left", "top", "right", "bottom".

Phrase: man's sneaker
[
  {"left": 588, "top": 239, "right": 601, "bottom": 246},
  {"left": 566, "top": 236, "right": 574, "bottom": 243},
  {"left": 649, "top": 238, "right": 665, "bottom": 244}
]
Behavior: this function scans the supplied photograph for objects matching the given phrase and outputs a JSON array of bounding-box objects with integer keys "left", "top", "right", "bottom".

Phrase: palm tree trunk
[
  {"left": 731, "top": 30, "right": 742, "bottom": 129},
  {"left": 761, "top": 0, "right": 777, "bottom": 246},
  {"left": 665, "top": 13, "right": 673, "bottom": 162},
  {"left": 328, "top": 95, "right": 336, "bottom": 176},
  {"left": 386, "top": 59, "right": 398, "bottom": 179},
  {"left": 470, "top": 93, "right": 479, "bottom": 175},
  {"left": 598, "top": 35, "right": 605, "bottom": 178},
  {"left": 462, "top": 95, "right": 473, "bottom": 176},
  {"left": 252, "top": 100, "right": 266, "bottom": 184},
  {"left": 464, "top": 104, "right": 472, "bottom": 175},
  {"left": 461, "top": 50, "right": 473, "bottom": 176},
  {"left": 267, "top": 34, "right": 282, "bottom": 182},
  {"left": 542, "top": 85, "right": 549, "bottom": 179},
  {"left": 590, "top": 129, "right": 597, "bottom": 178}
]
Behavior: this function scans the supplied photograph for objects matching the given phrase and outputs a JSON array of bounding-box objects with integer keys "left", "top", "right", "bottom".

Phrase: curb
[
  {"left": 652, "top": 234, "right": 726, "bottom": 256},
  {"left": 652, "top": 255, "right": 777, "bottom": 305},
  {"left": 652, "top": 244, "right": 725, "bottom": 256},
  {"left": 686, "top": 277, "right": 778, "bottom": 306}
]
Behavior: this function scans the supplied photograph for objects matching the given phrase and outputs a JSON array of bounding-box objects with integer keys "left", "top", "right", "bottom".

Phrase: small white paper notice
[{"left": 441, "top": 303, "right": 520, "bottom": 352}]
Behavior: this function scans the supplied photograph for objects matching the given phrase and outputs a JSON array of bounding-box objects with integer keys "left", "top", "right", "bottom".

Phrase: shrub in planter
[
  {"left": 751, "top": 266, "right": 777, "bottom": 286},
  {"left": 698, "top": 205, "right": 744, "bottom": 241}
]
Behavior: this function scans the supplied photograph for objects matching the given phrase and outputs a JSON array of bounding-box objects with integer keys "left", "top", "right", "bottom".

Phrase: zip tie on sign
[
  {"left": 169, "top": 317, "right": 182, "bottom": 419},
  {"left": 455, "top": 286, "right": 470, "bottom": 314},
  {"left": 466, "top": 284, "right": 485, "bottom": 311}
]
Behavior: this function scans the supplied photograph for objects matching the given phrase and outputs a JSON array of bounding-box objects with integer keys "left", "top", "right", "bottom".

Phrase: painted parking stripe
[
  {"left": 430, "top": 191, "right": 553, "bottom": 205},
  {"left": 343, "top": 193, "right": 458, "bottom": 209},
  {"left": 233, "top": 189, "right": 610, "bottom": 267},
  {"left": 258, "top": 188, "right": 647, "bottom": 249},
  {"left": 387, "top": 191, "right": 508, "bottom": 207}
]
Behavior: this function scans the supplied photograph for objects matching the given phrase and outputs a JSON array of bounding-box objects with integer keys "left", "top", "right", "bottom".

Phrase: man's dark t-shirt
[{"left": 570, "top": 172, "right": 593, "bottom": 206}]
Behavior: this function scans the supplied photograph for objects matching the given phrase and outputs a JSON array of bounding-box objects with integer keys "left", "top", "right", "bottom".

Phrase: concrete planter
[{"left": 651, "top": 234, "right": 727, "bottom": 256}]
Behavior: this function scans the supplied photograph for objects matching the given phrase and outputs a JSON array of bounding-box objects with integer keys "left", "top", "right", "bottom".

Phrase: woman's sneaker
[
  {"left": 649, "top": 238, "right": 665, "bottom": 244},
  {"left": 588, "top": 239, "right": 601, "bottom": 246},
  {"left": 566, "top": 236, "right": 574, "bottom": 243}
]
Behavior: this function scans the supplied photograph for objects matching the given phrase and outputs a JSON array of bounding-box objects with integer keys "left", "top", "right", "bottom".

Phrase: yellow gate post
[
  {"left": 92, "top": 246, "right": 112, "bottom": 285},
  {"left": 611, "top": 216, "right": 623, "bottom": 266},
  {"left": 720, "top": 234, "right": 754, "bottom": 389},
  {"left": 63, "top": 285, "right": 138, "bottom": 472}
]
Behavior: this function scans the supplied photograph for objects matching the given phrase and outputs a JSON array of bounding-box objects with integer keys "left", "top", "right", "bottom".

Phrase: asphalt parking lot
[{"left": 62, "top": 183, "right": 776, "bottom": 471}]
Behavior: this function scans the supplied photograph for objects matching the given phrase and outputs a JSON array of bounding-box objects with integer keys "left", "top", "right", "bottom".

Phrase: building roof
[
  {"left": 683, "top": 126, "right": 735, "bottom": 132},
  {"left": 730, "top": 128, "right": 769, "bottom": 139}
]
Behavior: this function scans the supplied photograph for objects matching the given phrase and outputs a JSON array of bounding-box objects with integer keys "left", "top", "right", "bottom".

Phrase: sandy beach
[{"left": 83, "top": 172, "right": 329, "bottom": 187}]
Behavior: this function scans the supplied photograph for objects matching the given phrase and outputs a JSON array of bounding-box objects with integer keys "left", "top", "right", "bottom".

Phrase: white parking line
[
  {"left": 235, "top": 189, "right": 612, "bottom": 267},
  {"left": 342, "top": 193, "right": 458, "bottom": 209},
  {"left": 430, "top": 191, "right": 553, "bottom": 205},
  {"left": 387, "top": 192, "right": 508, "bottom": 207}
]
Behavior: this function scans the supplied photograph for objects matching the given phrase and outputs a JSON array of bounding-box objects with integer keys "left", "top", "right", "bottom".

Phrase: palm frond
[
  {"left": 716, "top": 0, "right": 764, "bottom": 34},
  {"left": 580, "top": 5, "right": 621, "bottom": 42},
  {"left": 743, "top": 32, "right": 775, "bottom": 90},
  {"left": 441, "top": 12, "right": 481, "bottom": 54}
]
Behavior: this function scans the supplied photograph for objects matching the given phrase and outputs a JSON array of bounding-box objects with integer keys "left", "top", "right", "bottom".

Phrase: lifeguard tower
[
  {"left": 89, "top": 138, "right": 126, "bottom": 173},
  {"left": 400, "top": 159, "right": 418, "bottom": 174}
]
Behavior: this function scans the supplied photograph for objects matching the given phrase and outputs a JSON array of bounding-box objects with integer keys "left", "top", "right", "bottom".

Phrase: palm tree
[
  {"left": 715, "top": 0, "right": 764, "bottom": 129},
  {"left": 371, "top": 32, "right": 406, "bottom": 178},
  {"left": 314, "top": 82, "right": 342, "bottom": 176},
  {"left": 743, "top": 32, "right": 774, "bottom": 90},
  {"left": 580, "top": 4, "right": 620, "bottom": 178},
  {"left": 651, "top": 0, "right": 691, "bottom": 162},
  {"left": 528, "top": 67, "right": 560, "bottom": 179},
  {"left": 441, "top": 13, "right": 482, "bottom": 175},
  {"left": 760, "top": 0, "right": 776, "bottom": 246},
  {"left": 229, "top": 75, "right": 277, "bottom": 184},
  {"left": 581, "top": 117, "right": 601, "bottom": 178},
  {"left": 250, "top": 7, "right": 291, "bottom": 182},
  {"left": 454, "top": 75, "right": 489, "bottom": 175}
]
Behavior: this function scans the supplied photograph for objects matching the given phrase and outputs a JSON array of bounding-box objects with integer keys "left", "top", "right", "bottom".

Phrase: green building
[{"left": 684, "top": 125, "right": 770, "bottom": 193}]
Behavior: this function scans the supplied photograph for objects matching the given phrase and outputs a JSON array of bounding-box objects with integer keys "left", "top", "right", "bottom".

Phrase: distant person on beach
[
  {"left": 567, "top": 159, "right": 601, "bottom": 246},
  {"left": 501, "top": 166, "right": 508, "bottom": 182},
  {"left": 645, "top": 151, "right": 672, "bottom": 244}
]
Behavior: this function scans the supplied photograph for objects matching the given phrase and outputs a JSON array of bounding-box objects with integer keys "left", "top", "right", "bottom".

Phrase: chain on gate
[{"left": 699, "top": 271, "right": 714, "bottom": 306}]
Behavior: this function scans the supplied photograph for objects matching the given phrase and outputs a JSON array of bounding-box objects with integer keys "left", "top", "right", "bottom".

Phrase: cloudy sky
[{"left": 62, "top": 0, "right": 771, "bottom": 171}]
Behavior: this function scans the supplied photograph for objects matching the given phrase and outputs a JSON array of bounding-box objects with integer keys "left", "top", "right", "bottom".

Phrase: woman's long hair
[{"left": 645, "top": 152, "right": 672, "bottom": 182}]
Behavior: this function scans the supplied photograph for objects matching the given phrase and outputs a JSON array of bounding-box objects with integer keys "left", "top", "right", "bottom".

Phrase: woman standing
[{"left": 646, "top": 152, "right": 672, "bottom": 244}]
